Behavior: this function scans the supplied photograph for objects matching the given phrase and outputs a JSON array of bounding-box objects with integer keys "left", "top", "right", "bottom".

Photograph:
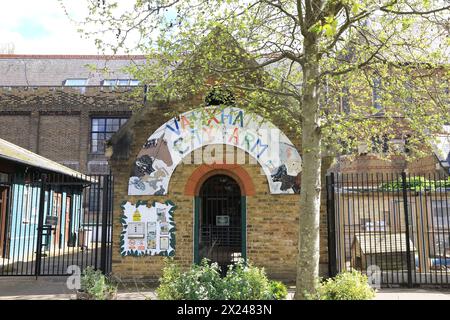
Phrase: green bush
[
  {"left": 222, "top": 260, "right": 273, "bottom": 300},
  {"left": 156, "top": 259, "right": 223, "bottom": 300},
  {"left": 156, "top": 258, "right": 288, "bottom": 300},
  {"left": 380, "top": 177, "right": 450, "bottom": 192},
  {"left": 314, "top": 269, "right": 376, "bottom": 300},
  {"left": 269, "top": 280, "right": 288, "bottom": 300},
  {"left": 78, "top": 266, "right": 117, "bottom": 300}
]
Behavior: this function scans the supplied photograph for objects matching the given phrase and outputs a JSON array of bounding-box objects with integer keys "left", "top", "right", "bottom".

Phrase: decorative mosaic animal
[
  {"left": 153, "top": 166, "right": 169, "bottom": 179},
  {"left": 147, "top": 178, "right": 162, "bottom": 190},
  {"left": 271, "top": 164, "right": 300, "bottom": 193},
  {"left": 130, "top": 177, "right": 146, "bottom": 191},
  {"left": 154, "top": 185, "right": 166, "bottom": 195},
  {"left": 138, "top": 137, "right": 173, "bottom": 167},
  {"left": 132, "top": 155, "right": 155, "bottom": 177}
]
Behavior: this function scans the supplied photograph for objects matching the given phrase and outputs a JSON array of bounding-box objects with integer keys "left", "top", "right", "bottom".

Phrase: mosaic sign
[
  {"left": 119, "top": 200, "right": 176, "bottom": 256},
  {"left": 128, "top": 106, "right": 302, "bottom": 195}
]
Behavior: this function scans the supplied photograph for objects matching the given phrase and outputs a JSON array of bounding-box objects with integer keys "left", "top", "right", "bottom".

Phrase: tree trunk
[{"left": 295, "top": 33, "right": 322, "bottom": 300}]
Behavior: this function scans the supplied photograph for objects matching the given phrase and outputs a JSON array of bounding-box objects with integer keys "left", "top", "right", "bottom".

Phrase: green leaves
[
  {"left": 308, "top": 16, "right": 338, "bottom": 37},
  {"left": 156, "top": 258, "right": 288, "bottom": 300}
]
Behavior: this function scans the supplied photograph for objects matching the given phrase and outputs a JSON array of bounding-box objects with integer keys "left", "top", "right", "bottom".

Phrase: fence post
[
  {"left": 327, "top": 173, "right": 338, "bottom": 277},
  {"left": 34, "top": 173, "right": 47, "bottom": 279},
  {"left": 401, "top": 172, "right": 413, "bottom": 287},
  {"left": 100, "top": 174, "right": 109, "bottom": 274}
]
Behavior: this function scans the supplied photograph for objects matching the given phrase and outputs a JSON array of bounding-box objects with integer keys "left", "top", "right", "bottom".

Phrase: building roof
[
  {"left": 0, "top": 137, "right": 93, "bottom": 182},
  {"left": 354, "top": 233, "right": 416, "bottom": 254},
  {"left": 0, "top": 54, "right": 147, "bottom": 86}
]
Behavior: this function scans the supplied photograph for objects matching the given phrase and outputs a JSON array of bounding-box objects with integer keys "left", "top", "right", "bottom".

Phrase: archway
[
  {"left": 195, "top": 174, "right": 245, "bottom": 270},
  {"left": 128, "top": 106, "right": 302, "bottom": 195}
]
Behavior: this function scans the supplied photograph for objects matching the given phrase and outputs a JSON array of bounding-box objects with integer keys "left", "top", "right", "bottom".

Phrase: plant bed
[
  {"left": 156, "top": 258, "right": 288, "bottom": 300},
  {"left": 75, "top": 267, "right": 118, "bottom": 300}
]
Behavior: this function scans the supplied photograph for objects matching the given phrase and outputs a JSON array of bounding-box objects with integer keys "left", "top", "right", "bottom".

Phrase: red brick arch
[{"left": 184, "top": 164, "right": 256, "bottom": 196}]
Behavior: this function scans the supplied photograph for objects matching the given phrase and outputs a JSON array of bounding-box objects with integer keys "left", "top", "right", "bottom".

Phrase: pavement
[
  {"left": 0, "top": 277, "right": 450, "bottom": 300},
  {"left": 374, "top": 288, "right": 450, "bottom": 300}
]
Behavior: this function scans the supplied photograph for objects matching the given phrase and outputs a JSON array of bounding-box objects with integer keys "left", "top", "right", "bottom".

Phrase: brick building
[
  {"left": 0, "top": 54, "right": 147, "bottom": 174},
  {"left": 103, "top": 31, "right": 448, "bottom": 283},
  {"left": 0, "top": 49, "right": 447, "bottom": 283}
]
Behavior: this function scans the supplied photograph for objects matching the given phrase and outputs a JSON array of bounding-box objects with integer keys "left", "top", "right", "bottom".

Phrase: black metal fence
[
  {"left": 0, "top": 172, "right": 113, "bottom": 277},
  {"left": 327, "top": 172, "right": 450, "bottom": 287}
]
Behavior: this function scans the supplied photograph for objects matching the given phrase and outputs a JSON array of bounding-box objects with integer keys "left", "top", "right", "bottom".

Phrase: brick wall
[
  {"left": 0, "top": 114, "right": 31, "bottom": 149},
  {"left": 109, "top": 102, "right": 331, "bottom": 283},
  {"left": 0, "top": 87, "right": 138, "bottom": 174},
  {"left": 38, "top": 115, "right": 81, "bottom": 162},
  {"left": 334, "top": 154, "right": 407, "bottom": 174},
  {"left": 407, "top": 155, "right": 440, "bottom": 175}
]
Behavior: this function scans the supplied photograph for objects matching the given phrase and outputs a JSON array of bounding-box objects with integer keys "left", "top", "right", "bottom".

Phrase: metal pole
[
  {"left": 401, "top": 172, "right": 413, "bottom": 287},
  {"left": 327, "top": 173, "right": 338, "bottom": 277},
  {"left": 100, "top": 175, "right": 109, "bottom": 274},
  {"left": 34, "top": 173, "right": 47, "bottom": 279}
]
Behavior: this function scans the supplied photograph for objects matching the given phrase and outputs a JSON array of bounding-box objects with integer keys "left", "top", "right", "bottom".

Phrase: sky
[{"left": 0, "top": 0, "right": 133, "bottom": 54}]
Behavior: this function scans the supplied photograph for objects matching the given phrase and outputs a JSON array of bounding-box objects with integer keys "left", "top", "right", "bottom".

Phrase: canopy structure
[{"left": 0, "top": 137, "right": 93, "bottom": 182}]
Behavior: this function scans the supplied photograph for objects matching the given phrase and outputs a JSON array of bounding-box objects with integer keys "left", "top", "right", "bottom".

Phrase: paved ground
[
  {"left": 374, "top": 288, "right": 450, "bottom": 300},
  {"left": 0, "top": 277, "right": 450, "bottom": 300}
]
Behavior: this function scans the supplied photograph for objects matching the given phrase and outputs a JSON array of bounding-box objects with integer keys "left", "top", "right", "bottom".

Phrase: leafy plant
[
  {"left": 380, "top": 177, "right": 450, "bottom": 192},
  {"left": 222, "top": 259, "right": 274, "bottom": 300},
  {"left": 269, "top": 280, "right": 288, "bottom": 300},
  {"left": 156, "top": 258, "right": 223, "bottom": 300},
  {"left": 156, "top": 258, "right": 287, "bottom": 300},
  {"left": 312, "top": 269, "right": 376, "bottom": 300},
  {"left": 78, "top": 266, "right": 118, "bottom": 300}
]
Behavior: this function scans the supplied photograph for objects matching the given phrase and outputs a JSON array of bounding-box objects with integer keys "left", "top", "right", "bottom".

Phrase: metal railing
[
  {"left": 327, "top": 172, "right": 450, "bottom": 287},
  {"left": 0, "top": 172, "right": 113, "bottom": 277}
]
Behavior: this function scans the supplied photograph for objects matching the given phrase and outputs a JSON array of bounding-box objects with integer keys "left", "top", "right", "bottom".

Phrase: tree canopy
[{"left": 64, "top": 0, "right": 450, "bottom": 299}]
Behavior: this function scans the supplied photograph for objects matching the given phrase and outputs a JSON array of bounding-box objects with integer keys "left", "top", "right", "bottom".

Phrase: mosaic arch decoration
[{"left": 128, "top": 106, "right": 302, "bottom": 195}]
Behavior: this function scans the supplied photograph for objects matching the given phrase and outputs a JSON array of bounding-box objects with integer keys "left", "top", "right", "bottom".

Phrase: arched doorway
[{"left": 195, "top": 174, "right": 246, "bottom": 270}]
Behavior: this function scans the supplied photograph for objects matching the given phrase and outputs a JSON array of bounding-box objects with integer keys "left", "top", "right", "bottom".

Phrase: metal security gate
[
  {"left": 327, "top": 172, "right": 450, "bottom": 287},
  {"left": 0, "top": 172, "right": 113, "bottom": 277},
  {"left": 196, "top": 175, "right": 246, "bottom": 271}
]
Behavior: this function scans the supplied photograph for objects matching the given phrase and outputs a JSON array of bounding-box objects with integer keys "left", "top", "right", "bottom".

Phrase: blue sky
[{"left": 0, "top": 0, "right": 137, "bottom": 54}]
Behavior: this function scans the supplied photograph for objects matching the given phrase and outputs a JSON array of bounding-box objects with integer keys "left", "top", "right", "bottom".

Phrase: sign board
[
  {"left": 45, "top": 216, "right": 58, "bottom": 226},
  {"left": 120, "top": 200, "right": 176, "bottom": 256},
  {"left": 216, "top": 215, "right": 230, "bottom": 226}
]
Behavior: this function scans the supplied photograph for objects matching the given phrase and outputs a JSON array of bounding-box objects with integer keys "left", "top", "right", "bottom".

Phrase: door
[
  {"left": 0, "top": 186, "right": 9, "bottom": 258},
  {"left": 64, "top": 195, "right": 72, "bottom": 246},
  {"left": 196, "top": 174, "right": 245, "bottom": 271},
  {"left": 51, "top": 192, "right": 62, "bottom": 248}
]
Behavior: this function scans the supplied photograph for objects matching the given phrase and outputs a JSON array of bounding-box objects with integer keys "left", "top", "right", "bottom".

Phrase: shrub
[
  {"left": 380, "top": 177, "right": 450, "bottom": 192},
  {"left": 78, "top": 266, "right": 117, "bottom": 300},
  {"left": 380, "top": 177, "right": 432, "bottom": 191},
  {"left": 314, "top": 269, "right": 376, "bottom": 300},
  {"left": 222, "top": 259, "right": 273, "bottom": 300},
  {"left": 156, "top": 258, "right": 287, "bottom": 300},
  {"left": 156, "top": 259, "right": 223, "bottom": 300},
  {"left": 269, "top": 280, "right": 288, "bottom": 300}
]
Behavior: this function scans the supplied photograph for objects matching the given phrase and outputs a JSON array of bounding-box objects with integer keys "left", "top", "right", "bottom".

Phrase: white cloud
[{"left": 0, "top": 0, "right": 138, "bottom": 54}]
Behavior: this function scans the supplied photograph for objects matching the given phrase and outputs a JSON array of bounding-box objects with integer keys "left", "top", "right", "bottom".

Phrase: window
[
  {"left": 102, "top": 79, "right": 140, "bottom": 86},
  {"left": 91, "top": 117, "right": 128, "bottom": 153},
  {"left": 64, "top": 79, "right": 88, "bottom": 86},
  {"left": 372, "top": 77, "right": 382, "bottom": 111}
]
